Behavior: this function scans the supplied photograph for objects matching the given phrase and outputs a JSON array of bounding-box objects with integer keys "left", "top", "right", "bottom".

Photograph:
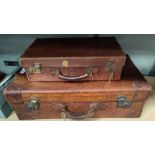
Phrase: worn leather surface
[{"left": 21, "top": 37, "right": 125, "bottom": 58}]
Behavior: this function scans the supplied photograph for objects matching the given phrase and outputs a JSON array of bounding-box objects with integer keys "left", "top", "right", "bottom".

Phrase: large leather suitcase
[
  {"left": 4, "top": 56, "right": 152, "bottom": 120},
  {"left": 20, "top": 37, "right": 126, "bottom": 82}
]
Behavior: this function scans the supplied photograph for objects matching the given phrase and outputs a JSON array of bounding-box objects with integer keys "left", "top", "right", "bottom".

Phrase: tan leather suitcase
[
  {"left": 20, "top": 37, "right": 126, "bottom": 82},
  {"left": 4, "top": 56, "right": 152, "bottom": 120}
]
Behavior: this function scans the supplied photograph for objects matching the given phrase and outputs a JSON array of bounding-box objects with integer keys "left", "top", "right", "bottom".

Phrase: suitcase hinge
[
  {"left": 117, "top": 96, "right": 132, "bottom": 108},
  {"left": 29, "top": 63, "right": 41, "bottom": 73}
]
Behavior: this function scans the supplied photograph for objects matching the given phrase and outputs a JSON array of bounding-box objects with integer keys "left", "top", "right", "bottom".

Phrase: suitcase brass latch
[
  {"left": 29, "top": 63, "right": 41, "bottom": 73},
  {"left": 117, "top": 96, "right": 132, "bottom": 108},
  {"left": 25, "top": 97, "right": 40, "bottom": 110}
]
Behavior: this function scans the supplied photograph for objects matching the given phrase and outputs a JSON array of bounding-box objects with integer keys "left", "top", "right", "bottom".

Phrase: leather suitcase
[
  {"left": 4, "top": 56, "right": 152, "bottom": 120},
  {"left": 20, "top": 37, "right": 126, "bottom": 82}
]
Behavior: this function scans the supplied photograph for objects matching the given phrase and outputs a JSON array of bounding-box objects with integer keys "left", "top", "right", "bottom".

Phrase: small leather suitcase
[
  {"left": 20, "top": 37, "right": 126, "bottom": 82},
  {"left": 4, "top": 56, "right": 152, "bottom": 120}
]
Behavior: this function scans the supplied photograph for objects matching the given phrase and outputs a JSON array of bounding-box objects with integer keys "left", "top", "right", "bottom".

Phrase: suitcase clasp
[
  {"left": 29, "top": 63, "right": 41, "bottom": 73},
  {"left": 117, "top": 96, "right": 132, "bottom": 108},
  {"left": 25, "top": 97, "right": 40, "bottom": 110}
]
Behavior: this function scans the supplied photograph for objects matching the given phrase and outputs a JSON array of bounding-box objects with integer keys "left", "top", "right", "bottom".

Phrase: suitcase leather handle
[
  {"left": 52, "top": 68, "right": 92, "bottom": 81},
  {"left": 55, "top": 103, "right": 97, "bottom": 119}
]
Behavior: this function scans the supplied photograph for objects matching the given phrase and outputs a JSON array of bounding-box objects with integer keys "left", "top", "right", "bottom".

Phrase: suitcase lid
[
  {"left": 20, "top": 37, "right": 126, "bottom": 68},
  {"left": 5, "top": 56, "right": 152, "bottom": 103}
]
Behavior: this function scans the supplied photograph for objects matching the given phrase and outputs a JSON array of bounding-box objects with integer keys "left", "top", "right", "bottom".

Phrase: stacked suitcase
[{"left": 4, "top": 37, "right": 152, "bottom": 120}]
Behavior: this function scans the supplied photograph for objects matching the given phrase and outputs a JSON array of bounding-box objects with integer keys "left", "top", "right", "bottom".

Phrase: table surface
[{"left": 1, "top": 76, "right": 155, "bottom": 121}]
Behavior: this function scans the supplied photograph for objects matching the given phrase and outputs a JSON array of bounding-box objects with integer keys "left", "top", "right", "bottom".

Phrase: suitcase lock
[
  {"left": 25, "top": 97, "right": 40, "bottom": 110},
  {"left": 117, "top": 96, "right": 132, "bottom": 108},
  {"left": 29, "top": 63, "right": 41, "bottom": 73}
]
